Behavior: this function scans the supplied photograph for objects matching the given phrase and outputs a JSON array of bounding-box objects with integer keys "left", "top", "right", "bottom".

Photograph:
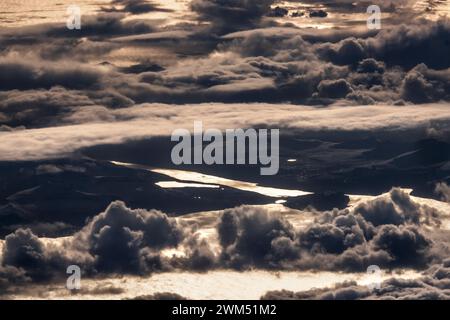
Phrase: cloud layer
[{"left": 1, "top": 188, "right": 449, "bottom": 296}]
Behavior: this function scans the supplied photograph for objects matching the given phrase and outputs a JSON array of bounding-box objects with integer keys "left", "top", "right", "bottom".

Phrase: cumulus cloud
[
  {"left": 0, "top": 17, "right": 448, "bottom": 122},
  {"left": 0, "top": 202, "right": 190, "bottom": 291},
  {"left": 73, "top": 201, "right": 187, "bottom": 274},
  {"left": 47, "top": 13, "right": 156, "bottom": 38},
  {"left": 317, "top": 79, "right": 353, "bottom": 99},
  {"left": 104, "top": 0, "right": 172, "bottom": 15},
  {"left": 0, "top": 56, "right": 104, "bottom": 91},
  {"left": 401, "top": 64, "right": 450, "bottom": 103},
  {"left": 0, "top": 88, "right": 95, "bottom": 128},
  {"left": 217, "top": 206, "right": 298, "bottom": 269},
  {"left": 215, "top": 188, "right": 446, "bottom": 272},
  {"left": 1, "top": 186, "right": 449, "bottom": 293},
  {"left": 127, "top": 292, "right": 187, "bottom": 300},
  {"left": 353, "top": 188, "right": 439, "bottom": 226},
  {"left": 1, "top": 102, "right": 449, "bottom": 161},
  {"left": 1, "top": 228, "right": 70, "bottom": 282}
]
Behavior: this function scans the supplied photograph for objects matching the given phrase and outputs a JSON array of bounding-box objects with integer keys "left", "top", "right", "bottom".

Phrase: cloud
[
  {"left": 435, "top": 183, "right": 450, "bottom": 203},
  {"left": 0, "top": 88, "right": 95, "bottom": 128},
  {"left": 1, "top": 17, "right": 449, "bottom": 109},
  {"left": 214, "top": 188, "right": 446, "bottom": 272},
  {"left": 401, "top": 64, "right": 450, "bottom": 103},
  {"left": 317, "top": 79, "right": 353, "bottom": 99},
  {"left": 298, "top": 214, "right": 370, "bottom": 256},
  {"left": 0, "top": 201, "right": 191, "bottom": 291},
  {"left": 1, "top": 186, "right": 449, "bottom": 293},
  {"left": 0, "top": 56, "right": 104, "bottom": 91},
  {"left": 366, "top": 19, "right": 450, "bottom": 70},
  {"left": 0, "top": 265, "right": 30, "bottom": 292},
  {"left": 191, "top": 0, "right": 275, "bottom": 31},
  {"left": 261, "top": 259, "right": 450, "bottom": 300},
  {"left": 74, "top": 201, "right": 187, "bottom": 274},
  {"left": 372, "top": 224, "right": 432, "bottom": 267},
  {"left": 46, "top": 13, "right": 156, "bottom": 38},
  {"left": 354, "top": 188, "right": 427, "bottom": 226},
  {"left": 317, "top": 38, "right": 366, "bottom": 66},
  {"left": 1, "top": 228, "right": 68, "bottom": 282},
  {"left": 127, "top": 292, "right": 187, "bottom": 300}
]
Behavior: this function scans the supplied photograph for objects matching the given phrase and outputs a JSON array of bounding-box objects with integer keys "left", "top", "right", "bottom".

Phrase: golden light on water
[{"left": 6, "top": 269, "right": 423, "bottom": 300}]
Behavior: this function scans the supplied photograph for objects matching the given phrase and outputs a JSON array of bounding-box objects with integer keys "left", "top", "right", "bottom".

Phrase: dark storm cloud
[
  {"left": 316, "top": 19, "right": 450, "bottom": 70},
  {"left": 366, "top": 20, "right": 450, "bottom": 70},
  {"left": 355, "top": 189, "right": 420, "bottom": 226},
  {"left": 0, "top": 86, "right": 137, "bottom": 128},
  {"left": 317, "top": 37, "right": 366, "bottom": 66},
  {"left": 401, "top": 64, "right": 450, "bottom": 103},
  {"left": 1, "top": 228, "right": 70, "bottom": 282},
  {"left": 0, "top": 265, "right": 29, "bottom": 291},
  {"left": 0, "top": 202, "right": 191, "bottom": 292},
  {"left": 46, "top": 13, "right": 156, "bottom": 38},
  {"left": 74, "top": 200, "right": 187, "bottom": 274},
  {"left": 127, "top": 292, "right": 187, "bottom": 300},
  {"left": 217, "top": 206, "right": 298, "bottom": 269},
  {"left": 372, "top": 225, "right": 432, "bottom": 267},
  {"left": 357, "top": 58, "right": 385, "bottom": 74},
  {"left": 117, "top": 18, "right": 449, "bottom": 105},
  {"left": 215, "top": 189, "right": 445, "bottom": 272},
  {"left": 1, "top": 186, "right": 449, "bottom": 293},
  {"left": 355, "top": 188, "right": 442, "bottom": 227},
  {"left": 317, "top": 79, "right": 353, "bottom": 99},
  {"left": 0, "top": 56, "right": 103, "bottom": 91},
  {"left": 298, "top": 213, "right": 371, "bottom": 255},
  {"left": 0, "top": 15, "right": 448, "bottom": 111},
  {"left": 261, "top": 280, "right": 371, "bottom": 300},
  {"left": 0, "top": 88, "right": 95, "bottom": 128},
  {"left": 75, "top": 283, "right": 125, "bottom": 296}
]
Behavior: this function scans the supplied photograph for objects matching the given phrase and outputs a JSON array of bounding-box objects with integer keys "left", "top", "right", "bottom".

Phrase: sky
[{"left": 0, "top": 0, "right": 450, "bottom": 300}]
